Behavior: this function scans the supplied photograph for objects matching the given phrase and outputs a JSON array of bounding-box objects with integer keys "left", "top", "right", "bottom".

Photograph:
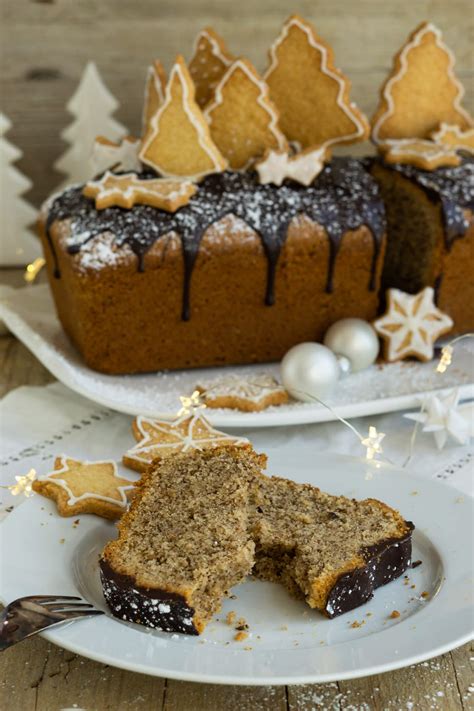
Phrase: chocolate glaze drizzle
[
  {"left": 99, "top": 525, "right": 414, "bottom": 634},
  {"left": 388, "top": 156, "right": 474, "bottom": 250},
  {"left": 45, "top": 158, "right": 385, "bottom": 321}
]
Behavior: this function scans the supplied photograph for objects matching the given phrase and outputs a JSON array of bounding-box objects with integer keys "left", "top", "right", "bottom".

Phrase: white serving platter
[{"left": 0, "top": 283, "right": 472, "bottom": 427}]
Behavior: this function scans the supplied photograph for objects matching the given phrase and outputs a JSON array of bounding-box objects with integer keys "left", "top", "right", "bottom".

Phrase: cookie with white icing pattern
[
  {"left": 32, "top": 456, "right": 136, "bottom": 520},
  {"left": 205, "top": 58, "right": 287, "bottom": 170},
  {"left": 371, "top": 22, "right": 472, "bottom": 143},
  {"left": 264, "top": 15, "right": 369, "bottom": 150},
  {"left": 123, "top": 413, "right": 248, "bottom": 472},
  {"left": 188, "top": 27, "right": 234, "bottom": 108},
  {"left": 196, "top": 372, "right": 289, "bottom": 411},
  {"left": 140, "top": 55, "right": 227, "bottom": 179}
]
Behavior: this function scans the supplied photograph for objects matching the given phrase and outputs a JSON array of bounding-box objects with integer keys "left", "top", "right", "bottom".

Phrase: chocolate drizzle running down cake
[
  {"left": 100, "top": 447, "right": 413, "bottom": 634},
  {"left": 44, "top": 158, "right": 385, "bottom": 320},
  {"left": 40, "top": 158, "right": 387, "bottom": 373},
  {"left": 372, "top": 156, "right": 474, "bottom": 332}
]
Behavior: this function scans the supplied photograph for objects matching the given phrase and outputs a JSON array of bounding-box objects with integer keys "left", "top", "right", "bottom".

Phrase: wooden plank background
[{"left": 1, "top": 0, "right": 473, "bottom": 207}]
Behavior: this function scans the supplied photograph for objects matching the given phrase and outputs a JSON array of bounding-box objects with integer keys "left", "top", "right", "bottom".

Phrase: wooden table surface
[{"left": 0, "top": 268, "right": 473, "bottom": 711}]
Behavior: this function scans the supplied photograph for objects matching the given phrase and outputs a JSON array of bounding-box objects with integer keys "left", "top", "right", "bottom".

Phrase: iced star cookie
[
  {"left": 83, "top": 172, "right": 197, "bottom": 211},
  {"left": 373, "top": 287, "right": 453, "bottom": 362},
  {"left": 196, "top": 372, "right": 289, "bottom": 412},
  {"left": 123, "top": 414, "right": 249, "bottom": 473},
  {"left": 371, "top": 22, "right": 472, "bottom": 143},
  {"left": 430, "top": 123, "right": 474, "bottom": 154},
  {"left": 188, "top": 27, "right": 234, "bottom": 108},
  {"left": 205, "top": 58, "right": 287, "bottom": 170},
  {"left": 255, "top": 146, "right": 328, "bottom": 186},
  {"left": 264, "top": 15, "right": 369, "bottom": 150},
  {"left": 32, "top": 456, "right": 136, "bottom": 520},
  {"left": 140, "top": 55, "right": 227, "bottom": 179},
  {"left": 380, "top": 139, "right": 461, "bottom": 170}
]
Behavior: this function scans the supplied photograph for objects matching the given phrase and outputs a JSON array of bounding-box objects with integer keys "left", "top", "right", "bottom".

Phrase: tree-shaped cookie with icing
[
  {"left": 142, "top": 60, "right": 167, "bottom": 140},
  {"left": 140, "top": 55, "right": 227, "bottom": 179},
  {"left": 371, "top": 22, "right": 473, "bottom": 143},
  {"left": 205, "top": 58, "right": 288, "bottom": 170},
  {"left": 264, "top": 15, "right": 369, "bottom": 150},
  {"left": 189, "top": 27, "right": 234, "bottom": 108}
]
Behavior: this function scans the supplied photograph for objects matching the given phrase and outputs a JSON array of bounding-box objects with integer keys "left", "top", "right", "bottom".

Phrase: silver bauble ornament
[
  {"left": 324, "top": 318, "right": 379, "bottom": 372},
  {"left": 280, "top": 342, "right": 340, "bottom": 402}
]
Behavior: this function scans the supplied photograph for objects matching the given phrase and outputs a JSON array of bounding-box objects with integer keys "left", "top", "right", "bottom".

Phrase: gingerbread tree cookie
[
  {"left": 264, "top": 15, "right": 369, "bottom": 150},
  {"left": 430, "top": 123, "right": 474, "bottom": 154},
  {"left": 123, "top": 413, "right": 248, "bottom": 472},
  {"left": 32, "top": 456, "right": 136, "bottom": 520},
  {"left": 189, "top": 27, "right": 234, "bottom": 108},
  {"left": 142, "top": 60, "right": 167, "bottom": 140},
  {"left": 371, "top": 22, "right": 473, "bottom": 143},
  {"left": 205, "top": 58, "right": 288, "bottom": 170},
  {"left": 140, "top": 55, "right": 227, "bottom": 179}
]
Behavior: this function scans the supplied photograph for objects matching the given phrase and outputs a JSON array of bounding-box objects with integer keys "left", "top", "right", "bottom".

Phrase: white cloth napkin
[{"left": 0, "top": 381, "right": 472, "bottom": 519}]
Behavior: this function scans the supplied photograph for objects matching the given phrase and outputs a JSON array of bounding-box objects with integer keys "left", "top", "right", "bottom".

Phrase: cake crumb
[
  {"left": 225, "top": 611, "right": 236, "bottom": 626},
  {"left": 234, "top": 631, "right": 248, "bottom": 642},
  {"left": 366, "top": 612, "right": 373, "bottom": 617},
  {"left": 350, "top": 620, "right": 364, "bottom": 628},
  {"left": 59, "top": 538, "right": 65, "bottom": 544},
  {"left": 280, "top": 624, "right": 288, "bottom": 631},
  {"left": 411, "top": 584, "right": 416, "bottom": 589},
  {"left": 421, "top": 591, "right": 430, "bottom": 599},
  {"left": 235, "top": 617, "right": 249, "bottom": 631},
  {"left": 389, "top": 610, "right": 401, "bottom": 619},
  {"left": 243, "top": 646, "right": 252, "bottom": 651}
]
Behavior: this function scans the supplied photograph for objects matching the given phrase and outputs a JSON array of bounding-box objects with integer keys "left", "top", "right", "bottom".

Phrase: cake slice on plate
[
  {"left": 101, "top": 446, "right": 413, "bottom": 634},
  {"left": 100, "top": 446, "right": 264, "bottom": 634},
  {"left": 251, "top": 474, "right": 413, "bottom": 618}
]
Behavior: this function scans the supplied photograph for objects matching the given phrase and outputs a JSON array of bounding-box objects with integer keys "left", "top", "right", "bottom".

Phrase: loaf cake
[
  {"left": 40, "top": 160, "right": 386, "bottom": 374},
  {"left": 371, "top": 157, "right": 473, "bottom": 333},
  {"left": 40, "top": 17, "right": 473, "bottom": 375},
  {"left": 100, "top": 447, "right": 413, "bottom": 633}
]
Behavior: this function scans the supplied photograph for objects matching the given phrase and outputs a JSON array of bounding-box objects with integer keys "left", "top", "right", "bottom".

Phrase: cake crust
[{"left": 40, "top": 160, "right": 386, "bottom": 374}]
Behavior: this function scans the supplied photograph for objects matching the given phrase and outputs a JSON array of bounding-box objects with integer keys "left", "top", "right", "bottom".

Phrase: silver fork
[{"left": 0, "top": 595, "right": 104, "bottom": 650}]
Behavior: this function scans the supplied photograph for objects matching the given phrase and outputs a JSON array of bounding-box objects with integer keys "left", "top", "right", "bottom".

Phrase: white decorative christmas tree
[
  {"left": 54, "top": 62, "right": 127, "bottom": 188},
  {"left": 0, "top": 113, "right": 41, "bottom": 266}
]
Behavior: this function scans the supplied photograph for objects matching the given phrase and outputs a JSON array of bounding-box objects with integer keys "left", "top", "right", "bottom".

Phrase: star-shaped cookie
[
  {"left": 123, "top": 413, "right": 248, "bottom": 472},
  {"left": 32, "top": 456, "right": 137, "bottom": 520},
  {"left": 196, "top": 372, "right": 289, "bottom": 412},
  {"left": 373, "top": 287, "right": 453, "bottom": 362},
  {"left": 83, "top": 171, "right": 197, "bottom": 211}
]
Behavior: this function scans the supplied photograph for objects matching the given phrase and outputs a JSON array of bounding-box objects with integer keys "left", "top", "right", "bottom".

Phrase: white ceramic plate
[
  {"left": 1, "top": 450, "right": 472, "bottom": 685},
  {"left": 0, "top": 283, "right": 473, "bottom": 427}
]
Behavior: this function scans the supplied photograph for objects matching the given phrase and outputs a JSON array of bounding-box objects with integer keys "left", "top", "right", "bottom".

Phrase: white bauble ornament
[
  {"left": 281, "top": 343, "right": 340, "bottom": 401},
  {"left": 324, "top": 318, "right": 379, "bottom": 372}
]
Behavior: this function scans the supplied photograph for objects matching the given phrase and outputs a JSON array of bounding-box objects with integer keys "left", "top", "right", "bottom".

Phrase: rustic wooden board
[{"left": 1, "top": 0, "right": 473, "bottom": 206}]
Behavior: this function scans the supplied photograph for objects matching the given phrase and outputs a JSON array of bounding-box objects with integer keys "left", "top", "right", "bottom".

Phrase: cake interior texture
[
  {"left": 101, "top": 446, "right": 263, "bottom": 634},
  {"left": 101, "top": 447, "right": 413, "bottom": 634}
]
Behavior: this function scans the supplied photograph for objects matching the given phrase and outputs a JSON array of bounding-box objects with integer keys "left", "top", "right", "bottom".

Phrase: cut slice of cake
[
  {"left": 100, "top": 447, "right": 413, "bottom": 634},
  {"left": 251, "top": 475, "right": 413, "bottom": 618},
  {"left": 100, "top": 446, "right": 265, "bottom": 634}
]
